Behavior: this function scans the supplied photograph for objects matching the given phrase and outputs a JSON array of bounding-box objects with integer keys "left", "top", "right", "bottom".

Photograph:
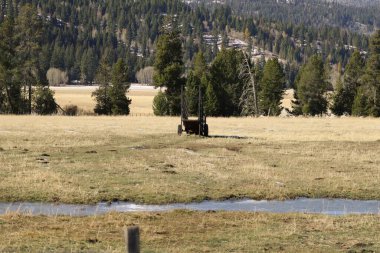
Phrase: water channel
[{"left": 1, "top": 198, "right": 380, "bottom": 216}]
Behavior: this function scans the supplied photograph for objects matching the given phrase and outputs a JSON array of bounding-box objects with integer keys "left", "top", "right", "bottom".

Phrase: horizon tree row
[
  {"left": 0, "top": 0, "right": 371, "bottom": 86},
  {"left": 154, "top": 28, "right": 380, "bottom": 117}
]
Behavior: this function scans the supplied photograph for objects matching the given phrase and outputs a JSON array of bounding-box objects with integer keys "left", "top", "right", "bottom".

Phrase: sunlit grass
[
  {"left": 0, "top": 116, "right": 379, "bottom": 203},
  {"left": 0, "top": 211, "right": 379, "bottom": 252},
  {"left": 52, "top": 86, "right": 158, "bottom": 114}
]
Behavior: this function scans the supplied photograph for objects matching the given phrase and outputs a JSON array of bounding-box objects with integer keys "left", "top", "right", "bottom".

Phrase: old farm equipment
[{"left": 178, "top": 85, "right": 209, "bottom": 136}]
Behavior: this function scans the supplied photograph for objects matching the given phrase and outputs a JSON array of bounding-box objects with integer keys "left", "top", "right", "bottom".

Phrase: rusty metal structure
[{"left": 177, "top": 85, "right": 208, "bottom": 136}]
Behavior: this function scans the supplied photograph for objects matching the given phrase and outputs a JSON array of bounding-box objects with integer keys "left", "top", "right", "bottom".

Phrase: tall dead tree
[{"left": 239, "top": 51, "right": 259, "bottom": 116}]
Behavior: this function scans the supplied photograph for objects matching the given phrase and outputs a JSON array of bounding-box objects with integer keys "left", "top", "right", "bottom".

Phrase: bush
[
  {"left": 153, "top": 91, "right": 169, "bottom": 116},
  {"left": 63, "top": 104, "right": 78, "bottom": 116},
  {"left": 32, "top": 86, "right": 57, "bottom": 115}
]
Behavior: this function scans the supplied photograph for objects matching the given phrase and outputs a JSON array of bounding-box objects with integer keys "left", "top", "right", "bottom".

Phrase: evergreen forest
[{"left": 0, "top": 0, "right": 379, "bottom": 116}]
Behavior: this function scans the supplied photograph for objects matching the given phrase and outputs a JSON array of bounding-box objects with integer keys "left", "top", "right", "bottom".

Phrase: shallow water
[{"left": 1, "top": 198, "right": 380, "bottom": 216}]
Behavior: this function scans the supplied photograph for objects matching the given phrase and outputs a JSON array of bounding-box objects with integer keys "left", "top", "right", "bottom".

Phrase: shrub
[
  {"left": 63, "top": 104, "right": 78, "bottom": 116},
  {"left": 32, "top": 86, "right": 57, "bottom": 115},
  {"left": 153, "top": 91, "right": 169, "bottom": 116}
]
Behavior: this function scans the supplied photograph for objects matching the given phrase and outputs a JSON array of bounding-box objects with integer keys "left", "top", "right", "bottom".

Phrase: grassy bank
[
  {"left": 0, "top": 116, "right": 379, "bottom": 204},
  {"left": 0, "top": 211, "right": 379, "bottom": 252}
]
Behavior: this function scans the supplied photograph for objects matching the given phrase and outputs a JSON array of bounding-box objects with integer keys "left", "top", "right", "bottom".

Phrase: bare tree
[
  {"left": 46, "top": 68, "right": 68, "bottom": 86},
  {"left": 136, "top": 66, "right": 154, "bottom": 85},
  {"left": 239, "top": 51, "right": 259, "bottom": 116}
]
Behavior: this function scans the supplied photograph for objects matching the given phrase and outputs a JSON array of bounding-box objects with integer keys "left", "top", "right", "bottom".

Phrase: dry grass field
[
  {"left": 1, "top": 211, "right": 379, "bottom": 252},
  {"left": 52, "top": 86, "right": 294, "bottom": 115},
  {"left": 1, "top": 113, "right": 380, "bottom": 252},
  {"left": 0, "top": 116, "right": 379, "bottom": 204},
  {"left": 52, "top": 86, "right": 158, "bottom": 115}
]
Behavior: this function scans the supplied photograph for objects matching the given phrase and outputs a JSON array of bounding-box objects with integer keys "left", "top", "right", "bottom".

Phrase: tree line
[
  {"left": 0, "top": 0, "right": 372, "bottom": 87},
  {"left": 154, "top": 25, "right": 380, "bottom": 117},
  {"left": 0, "top": 4, "right": 131, "bottom": 115},
  {"left": 1, "top": 2, "right": 378, "bottom": 116}
]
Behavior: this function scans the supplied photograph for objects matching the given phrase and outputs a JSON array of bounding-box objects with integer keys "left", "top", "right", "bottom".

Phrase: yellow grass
[
  {"left": 1, "top": 115, "right": 379, "bottom": 251},
  {"left": 281, "top": 89, "right": 294, "bottom": 110},
  {"left": 0, "top": 116, "right": 379, "bottom": 204},
  {"left": 52, "top": 86, "right": 158, "bottom": 114},
  {"left": 1, "top": 211, "right": 379, "bottom": 252},
  {"left": 52, "top": 86, "right": 294, "bottom": 115}
]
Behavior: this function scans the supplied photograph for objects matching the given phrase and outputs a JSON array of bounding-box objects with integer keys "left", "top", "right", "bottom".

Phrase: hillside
[
  {"left": 0, "top": 0, "right": 373, "bottom": 85},
  {"left": 328, "top": 0, "right": 380, "bottom": 7},
  {"left": 188, "top": 0, "right": 379, "bottom": 33}
]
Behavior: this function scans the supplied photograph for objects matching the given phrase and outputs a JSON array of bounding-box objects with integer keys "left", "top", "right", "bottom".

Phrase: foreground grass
[
  {"left": 0, "top": 211, "right": 379, "bottom": 252},
  {"left": 0, "top": 116, "right": 379, "bottom": 204}
]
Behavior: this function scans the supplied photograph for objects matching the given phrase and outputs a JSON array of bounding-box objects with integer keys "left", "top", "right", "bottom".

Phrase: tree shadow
[{"left": 207, "top": 135, "right": 250, "bottom": 139}]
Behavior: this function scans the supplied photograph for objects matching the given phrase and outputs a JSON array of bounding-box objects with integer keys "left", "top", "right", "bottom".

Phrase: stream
[{"left": 1, "top": 198, "right": 380, "bottom": 216}]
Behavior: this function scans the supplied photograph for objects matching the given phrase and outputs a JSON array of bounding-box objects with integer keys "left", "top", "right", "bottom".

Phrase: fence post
[{"left": 124, "top": 226, "right": 140, "bottom": 253}]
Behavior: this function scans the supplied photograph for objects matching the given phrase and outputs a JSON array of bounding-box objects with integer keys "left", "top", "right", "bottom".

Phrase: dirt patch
[{"left": 85, "top": 150, "right": 97, "bottom": 154}]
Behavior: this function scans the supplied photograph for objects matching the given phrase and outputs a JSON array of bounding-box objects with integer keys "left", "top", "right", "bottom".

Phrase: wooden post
[{"left": 124, "top": 226, "right": 140, "bottom": 253}]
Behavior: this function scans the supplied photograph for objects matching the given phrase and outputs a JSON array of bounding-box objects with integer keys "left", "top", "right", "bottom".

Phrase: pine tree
[
  {"left": 0, "top": 16, "right": 14, "bottom": 113},
  {"left": 0, "top": 14, "right": 26, "bottom": 114},
  {"left": 92, "top": 58, "right": 112, "bottom": 115},
  {"left": 185, "top": 71, "right": 200, "bottom": 115},
  {"left": 360, "top": 30, "right": 380, "bottom": 116},
  {"left": 110, "top": 59, "right": 131, "bottom": 115},
  {"left": 352, "top": 86, "right": 371, "bottom": 116},
  {"left": 205, "top": 82, "right": 219, "bottom": 116},
  {"left": 239, "top": 52, "right": 258, "bottom": 116},
  {"left": 193, "top": 51, "right": 207, "bottom": 78},
  {"left": 208, "top": 48, "right": 244, "bottom": 116},
  {"left": 332, "top": 51, "right": 364, "bottom": 115},
  {"left": 294, "top": 55, "right": 329, "bottom": 115},
  {"left": 32, "top": 85, "right": 57, "bottom": 115},
  {"left": 185, "top": 52, "right": 208, "bottom": 115},
  {"left": 258, "top": 58, "right": 285, "bottom": 116},
  {"left": 153, "top": 16, "right": 185, "bottom": 115},
  {"left": 81, "top": 49, "right": 98, "bottom": 84},
  {"left": 14, "top": 4, "right": 43, "bottom": 114},
  {"left": 152, "top": 90, "right": 169, "bottom": 116}
]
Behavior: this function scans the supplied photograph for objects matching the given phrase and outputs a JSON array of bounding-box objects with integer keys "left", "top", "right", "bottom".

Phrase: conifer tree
[
  {"left": 152, "top": 90, "right": 169, "bottom": 116},
  {"left": 185, "top": 52, "right": 208, "bottom": 115},
  {"left": 81, "top": 49, "right": 98, "bottom": 84},
  {"left": 110, "top": 59, "right": 131, "bottom": 115},
  {"left": 294, "top": 55, "right": 329, "bottom": 115},
  {"left": 352, "top": 86, "right": 371, "bottom": 116},
  {"left": 332, "top": 51, "right": 364, "bottom": 115},
  {"left": 153, "top": 16, "right": 185, "bottom": 115},
  {"left": 0, "top": 16, "right": 20, "bottom": 113},
  {"left": 14, "top": 4, "right": 43, "bottom": 114},
  {"left": 359, "top": 30, "right": 380, "bottom": 116},
  {"left": 185, "top": 71, "right": 200, "bottom": 115},
  {"left": 32, "top": 84, "right": 57, "bottom": 115},
  {"left": 205, "top": 82, "right": 219, "bottom": 116},
  {"left": 92, "top": 58, "right": 112, "bottom": 115},
  {"left": 208, "top": 48, "right": 244, "bottom": 116},
  {"left": 258, "top": 58, "right": 285, "bottom": 116},
  {"left": 239, "top": 52, "right": 258, "bottom": 116}
]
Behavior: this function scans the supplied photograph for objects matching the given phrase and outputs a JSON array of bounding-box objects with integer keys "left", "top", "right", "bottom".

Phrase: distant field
[
  {"left": 52, "top": 85, "right": 294, "bottom": 115},
  {"left": 0, "top": 116, "right": 379, "bottom": 204},
  {"left": 52, "top": 85, "right": 159, "bottom": 115}
]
